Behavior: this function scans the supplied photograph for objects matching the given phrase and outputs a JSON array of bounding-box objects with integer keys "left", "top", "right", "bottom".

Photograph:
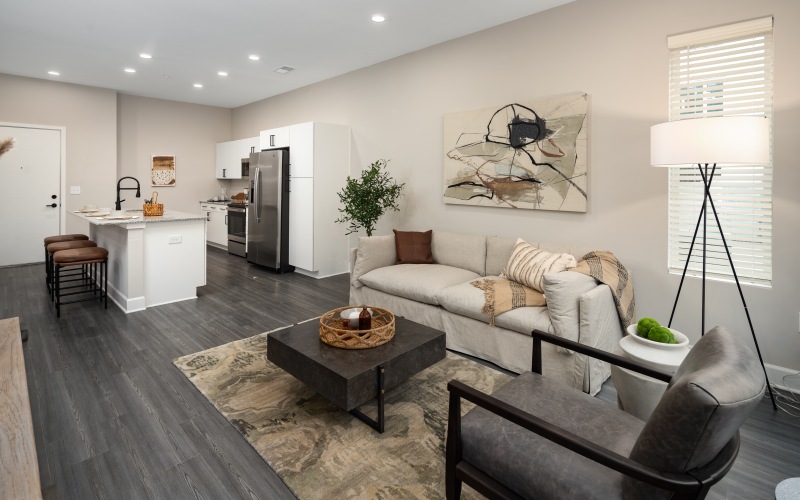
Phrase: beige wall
[
  {"left": 232, "top": 0, "right": 800, "bottom": 371},
  {"left": 117, "top": 94, "right": 231, "bottom": 213},
  {"left": 0, "top": 74, "right": 117, "bottom": 234}
]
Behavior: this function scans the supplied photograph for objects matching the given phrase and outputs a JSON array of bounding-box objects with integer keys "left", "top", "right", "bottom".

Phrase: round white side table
[
  {"left": 611, "top": 335, "right": 691, "bottom": 420},
  {"left": 775, "top": 477, "right": 800, "bottom": 500}
]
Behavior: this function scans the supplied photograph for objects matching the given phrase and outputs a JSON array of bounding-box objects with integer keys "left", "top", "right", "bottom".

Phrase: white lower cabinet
[{"left": 201, "top": 204, "right": 228, "bottom": 247}]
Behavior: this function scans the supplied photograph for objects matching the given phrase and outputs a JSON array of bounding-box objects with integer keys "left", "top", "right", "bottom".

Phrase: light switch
[
  {"left": 168, "top": 235, "right": 182, "bottom": 244},
  {"left": 70, "top": 186, "right": 81, "bottom": 194}
]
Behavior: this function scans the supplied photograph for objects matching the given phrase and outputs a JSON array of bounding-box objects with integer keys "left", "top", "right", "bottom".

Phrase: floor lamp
[{"left": 650, "top": 115, "right": 777, "bottom": 410}]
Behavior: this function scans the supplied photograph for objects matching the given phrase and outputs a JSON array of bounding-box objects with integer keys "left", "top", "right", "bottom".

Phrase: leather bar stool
[
  {"left": 43, "top": 234, "right": 89, "bottom": 287},
  {"left": 46, "top": 240, "right": 97, "bottom": 298},
  {"left": 52, "top": 246, "right": 108, "bottom": 318}
]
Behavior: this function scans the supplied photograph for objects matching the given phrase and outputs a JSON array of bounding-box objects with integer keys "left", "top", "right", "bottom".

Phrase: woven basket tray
[
  {"left": 319, "top": 306, "right": 395, "bottom": 349},
  {"left": 143, "top": 203, "right": 164, "bottom": 216},
  {"left": 143, "top": 191, "right": 164, "bottom": 216}
]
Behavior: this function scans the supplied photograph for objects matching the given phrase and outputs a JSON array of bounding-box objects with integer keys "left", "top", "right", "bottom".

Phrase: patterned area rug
[{"left": 173, "top": 325, "right": 512, "bottom": 499}]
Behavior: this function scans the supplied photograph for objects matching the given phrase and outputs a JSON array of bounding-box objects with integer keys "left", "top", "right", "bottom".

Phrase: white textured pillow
[{"left": 501, "top": 238, "right": 577, "bottom": 292}]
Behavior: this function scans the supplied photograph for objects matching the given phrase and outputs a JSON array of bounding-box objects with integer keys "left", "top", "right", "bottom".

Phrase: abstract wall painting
[
  {"left": 151, "top": 155, "right": 176, "bottom": 187},
  {"left": 443, "top": 92, "right": 588, "bottom": 212}
]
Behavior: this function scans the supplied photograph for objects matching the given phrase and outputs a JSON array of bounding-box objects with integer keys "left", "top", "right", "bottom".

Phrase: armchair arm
[
  {"left": 531, "top": 329, "right": 672, "bottom": 383},
  {"left": 447, "top": 380, "right": 702, "bottom": 495}
]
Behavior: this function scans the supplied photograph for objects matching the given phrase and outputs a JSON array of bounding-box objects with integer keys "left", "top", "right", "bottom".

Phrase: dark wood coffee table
[{"left": 267, "top": 316, "right": 446, "bottom": 433}]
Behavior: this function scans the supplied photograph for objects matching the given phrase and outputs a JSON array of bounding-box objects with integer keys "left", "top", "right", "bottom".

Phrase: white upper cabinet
[
  {"left": 289, "top": 122, "right": 314, "bottom": 178},
  {"left": 216, "top": 136, "right": 259, "bottom": 179},
  {"left": 215, "top": 141, "right": 237, "bottom": 179},
  {"left": 259, "top": 126, "right": 290, "bottom": 150}
]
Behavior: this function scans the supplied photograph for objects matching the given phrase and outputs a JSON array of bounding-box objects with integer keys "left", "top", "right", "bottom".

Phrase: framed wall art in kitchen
[{"left": 151, "top": 154, "right": 176, "bottom": 187}]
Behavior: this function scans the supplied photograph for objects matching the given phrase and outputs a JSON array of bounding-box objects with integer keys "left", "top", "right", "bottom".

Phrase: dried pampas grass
[{"left": 0, "top": 137, "right": 15, "bottom": 158}]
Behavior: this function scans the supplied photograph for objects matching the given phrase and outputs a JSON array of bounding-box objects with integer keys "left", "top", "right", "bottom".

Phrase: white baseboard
[{"left": 766, "top": 363, "right": 800, "bottom": 394}]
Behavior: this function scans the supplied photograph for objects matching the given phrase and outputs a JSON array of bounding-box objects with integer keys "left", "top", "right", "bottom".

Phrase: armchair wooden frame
[{"left": 446, "top": 329, "right": 741, "bottom": 500}]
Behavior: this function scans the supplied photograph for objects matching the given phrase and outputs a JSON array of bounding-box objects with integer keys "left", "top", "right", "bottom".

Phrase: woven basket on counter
[
  {"left": 143, "top": 191, "right": 164, "bottom": 216},
  {"left": 319, "top": 306, "right": 395, "bottom": 349}
]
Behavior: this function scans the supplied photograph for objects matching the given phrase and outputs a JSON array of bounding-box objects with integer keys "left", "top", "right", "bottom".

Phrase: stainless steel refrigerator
[{"left": 247, "top": 149, "right": 293, "bottom": 272}]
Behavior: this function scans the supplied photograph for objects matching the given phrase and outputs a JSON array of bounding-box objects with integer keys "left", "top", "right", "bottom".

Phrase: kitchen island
[{"left": 69, "top": 210, "right": 206, "bottom": 313}]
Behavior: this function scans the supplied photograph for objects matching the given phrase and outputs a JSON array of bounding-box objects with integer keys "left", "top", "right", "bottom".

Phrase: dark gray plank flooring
[{"left": 1, "top": 246, "right": 798, "bottom": 499}]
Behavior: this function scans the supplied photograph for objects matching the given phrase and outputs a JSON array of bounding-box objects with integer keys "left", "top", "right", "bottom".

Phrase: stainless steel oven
[{"left": 227, "top": 204, "right": 247, "bottom": 257}]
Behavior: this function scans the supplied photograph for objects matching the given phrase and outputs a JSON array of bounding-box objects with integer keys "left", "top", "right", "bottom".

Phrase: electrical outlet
[
  {"left": 168, "top": 235, "right": 182, "bottom": 244},
  {"left": 70, "top": 186, "right": 80, "bottom": 194}
]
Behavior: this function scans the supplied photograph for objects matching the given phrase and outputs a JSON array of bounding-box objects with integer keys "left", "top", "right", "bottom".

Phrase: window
[{"left": 667, "top": 17, "right": 773, "bottom": 286}]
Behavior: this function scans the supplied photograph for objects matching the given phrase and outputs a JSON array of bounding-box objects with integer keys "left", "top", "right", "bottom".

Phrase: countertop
[
  {"left": 70, "top": 209, "right": 207, "bottom": 225},
  {"left": 199, "top": 200, "right": 231, "bottom": 206}
]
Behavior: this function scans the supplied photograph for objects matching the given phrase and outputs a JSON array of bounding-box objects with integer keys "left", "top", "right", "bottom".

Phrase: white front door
[{"left": 0, "top": 125, "right": 62, "bottom": 266}]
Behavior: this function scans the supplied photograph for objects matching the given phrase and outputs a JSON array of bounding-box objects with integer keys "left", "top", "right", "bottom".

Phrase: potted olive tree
[{"left": 336, "top": 159, "right": 405, "bottom": 236}]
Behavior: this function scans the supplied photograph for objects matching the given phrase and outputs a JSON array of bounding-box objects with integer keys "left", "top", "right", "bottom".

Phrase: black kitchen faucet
[{"left": 115, "top": 176, "right": 141, "bottom": 210}]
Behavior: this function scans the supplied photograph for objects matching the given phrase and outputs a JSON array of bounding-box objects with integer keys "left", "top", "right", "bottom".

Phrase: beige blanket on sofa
[
  {"left": 572, "top": 250, "right": 636, "bottom": 329},
  {"left": 471, "top": 278, "right": 546, "bottom": 326}
]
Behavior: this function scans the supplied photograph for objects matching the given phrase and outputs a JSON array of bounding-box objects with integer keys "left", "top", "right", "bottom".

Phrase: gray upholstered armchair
[{"left": 446, "top": 326, "right": 766, "bottom": 499}]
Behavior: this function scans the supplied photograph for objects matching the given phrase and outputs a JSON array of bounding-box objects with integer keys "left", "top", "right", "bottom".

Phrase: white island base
[{"left": 71, "top": 210, "right": 206, "bottom": 313}]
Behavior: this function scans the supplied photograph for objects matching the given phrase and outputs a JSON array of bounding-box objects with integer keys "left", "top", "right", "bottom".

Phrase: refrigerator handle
[{"left": 255, "top": 167, "right": 262, "bottom": 223}]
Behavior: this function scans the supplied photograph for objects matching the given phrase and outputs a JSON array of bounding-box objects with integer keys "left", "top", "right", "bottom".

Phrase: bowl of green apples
[{"left": 626, "top": 317, "right": 689, "bottom": 349}]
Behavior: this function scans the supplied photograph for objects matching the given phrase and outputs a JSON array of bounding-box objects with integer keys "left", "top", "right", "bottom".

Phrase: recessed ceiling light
[
  {"left": 371, "top": 14, "right": 386, "bottom": 23},
  {"left": 193, "top": 83, "right": 203, "bottom": 88},
  {"left": 217, "top": 71, "right": 228, "bottom": 77},
  {"left": 48, "top": 70, "right": 60, "bottom": 76},
  {"left": 124, "top": 68, "right": 136, "bottom": 73},
  {"left": 139, "top": 53, "right": 152, "bottom": 59},
  {"left": 248, "top": 55, "right": 260, "bottom": 61}
]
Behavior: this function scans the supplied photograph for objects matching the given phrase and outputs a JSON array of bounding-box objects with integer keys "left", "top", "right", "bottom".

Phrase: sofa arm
[
  {"left": 578, "top": 284, "right": 625, "bottom": 352},
  {"left": 349, "top": 247, "right": 360, "bottom": 288}
]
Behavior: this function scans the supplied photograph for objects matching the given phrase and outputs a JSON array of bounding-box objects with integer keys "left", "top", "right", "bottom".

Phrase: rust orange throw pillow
[{"left": 393, "top": 230, "right": 435, "bottom": 264}]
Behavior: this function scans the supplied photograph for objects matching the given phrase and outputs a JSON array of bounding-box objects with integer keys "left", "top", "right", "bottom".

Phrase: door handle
[
  {"left": 46, "top": 203, "right": 57, "bottom": 208},
  {"left": 225, "top": 215, "right": 228, "bottom": 225},
  {"left": 270, "top": 134, "right": 275, "bottom": 147},
  {"left": 222, "top": 168, "right": 226, "bottom": 178},
  {"left": 255, "top": 167, "right": 262, "bottom": 223}
]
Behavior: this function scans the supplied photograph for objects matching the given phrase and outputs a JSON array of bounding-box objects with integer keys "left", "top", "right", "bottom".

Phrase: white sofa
[{"left": 349, "top": 231, "right": 625, "bottom": 395}]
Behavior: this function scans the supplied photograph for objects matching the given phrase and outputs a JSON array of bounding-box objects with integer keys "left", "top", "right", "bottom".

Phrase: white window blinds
[{"left": 667, "top": 17, "right": 773, "bottom": 287}]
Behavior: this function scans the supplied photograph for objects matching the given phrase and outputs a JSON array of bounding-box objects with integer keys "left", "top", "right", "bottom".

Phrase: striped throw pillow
[{"left": 501, "top": 238, "right": 577, "bottom": 292}]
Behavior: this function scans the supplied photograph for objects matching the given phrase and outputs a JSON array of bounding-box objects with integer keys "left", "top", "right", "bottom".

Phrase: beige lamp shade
[{"left": 650, "top": 116, "right": 771, "bottom": 167}]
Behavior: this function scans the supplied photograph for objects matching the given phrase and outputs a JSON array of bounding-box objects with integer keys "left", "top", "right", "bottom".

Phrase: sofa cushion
[
  {"left": 393, "top": 229, "right": 434, "bottom": 264},
  {"left": 502, "top": 238, "right": 577, "bottom": 292},
  {"left": 351, "top": 235, "right": 396, "bottom": 287},
  {"left": 431, "top": 231, "right": 487, "bottom": 276},
  {"left": 493, "top": 305, "right": 553, "bottom": 337},
  {"left": 359, "top": 264, "right": 481, "bottom": 305},
  {"left": 542, "top": 271, "right": 598, "bottom": 346},
  {"left": 485, "top": 236, "right": 520, "bottom": 277}
]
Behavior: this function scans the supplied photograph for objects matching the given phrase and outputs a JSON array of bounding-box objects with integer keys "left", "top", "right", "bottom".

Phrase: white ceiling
[{"left": 0, "top": 0, "right": 573, "bottom": 108}]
